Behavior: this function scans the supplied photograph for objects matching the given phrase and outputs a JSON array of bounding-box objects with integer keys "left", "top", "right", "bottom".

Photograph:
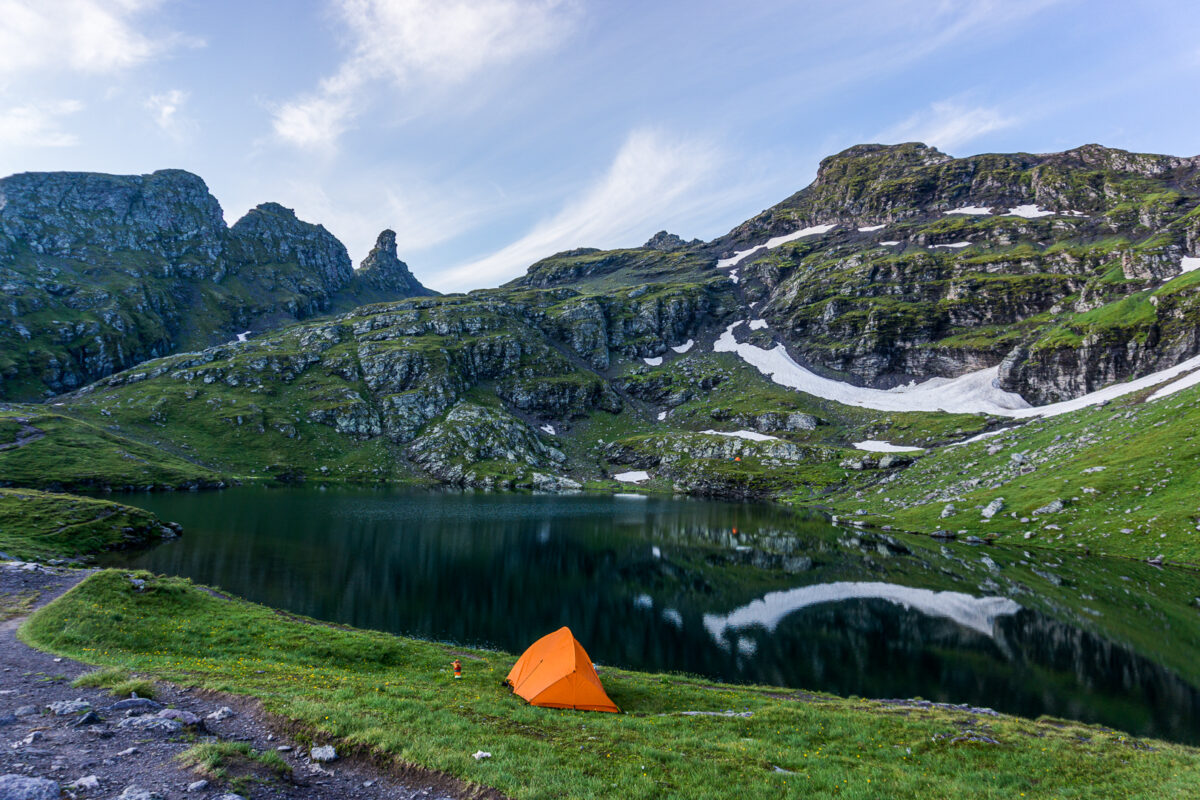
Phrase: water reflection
[{"left": 108, "top": 486, "right": 1200, "bottom": 743}]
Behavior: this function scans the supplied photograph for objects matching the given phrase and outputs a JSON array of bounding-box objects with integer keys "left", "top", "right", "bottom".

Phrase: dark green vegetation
[
  {"left": 0, "top": 170, "right": 434, "bottom": 400},
  {"left": 0, "top": 487, "right": 178, "bottom": 561},
  {"left": 22, "top": 570, "right": 1200, "bottom": 800}
]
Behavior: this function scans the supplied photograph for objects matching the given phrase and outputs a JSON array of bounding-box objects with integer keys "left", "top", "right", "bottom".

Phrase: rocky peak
[
  {"left": 814, "top": 143, "right": 953, "bottom": 187},
  {"left": 0, "top": 168, "right": 226, "bottom": 263},
  {"left": 227, "top": 203, "right": 353, "bottom": 289},
  {"left": 643, "top": 231, "right": 700, "bottom": 251},
  {"left": 353, "top": 229, "right": 430, "bottom": 295}
]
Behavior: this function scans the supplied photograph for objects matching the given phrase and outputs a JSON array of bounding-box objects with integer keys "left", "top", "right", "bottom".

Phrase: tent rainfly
[{"left": 505, "top": 627, "right": 620, "bottom": 713}]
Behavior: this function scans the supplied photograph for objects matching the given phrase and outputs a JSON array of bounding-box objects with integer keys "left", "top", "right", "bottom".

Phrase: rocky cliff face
[
  {"left": 713, "top": 143, "right": 1200, "bottom": 402},
  {"left": 0, "top": 170, "right": 432, "bottom": 400}
]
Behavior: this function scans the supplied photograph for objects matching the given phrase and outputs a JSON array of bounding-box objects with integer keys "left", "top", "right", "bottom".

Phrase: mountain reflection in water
[{"left": 108, "top": 486, "right": 1200, "bottom": 744}]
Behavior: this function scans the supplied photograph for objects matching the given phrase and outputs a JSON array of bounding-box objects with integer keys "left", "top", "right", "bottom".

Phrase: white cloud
[
  {"left": 437, "top": 129, "right": 722, "bottom": 291},
  {"left": 0, "top": 100, "right": 84, "bottom": 147},
  {"left": 876, "top": 100, "right": 1018, "bottom": 152},
  {"left": 0, "top": 0, "right": 198, "bottom": 76},
  {"left": 145, "top": 88, "right": 188, "bottom": 135},
  {"left": 273, "top": 0, "right": 578, "bottom": 149}
]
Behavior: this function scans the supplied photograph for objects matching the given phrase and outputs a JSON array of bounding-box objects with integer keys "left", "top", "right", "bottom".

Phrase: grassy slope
[
  {"left": 817, "top": 381, "right": 1200, "bottom": 563},
  {"left": 22, "top": 570, "right": 1200, "bottom": 800},
  {"left": 0, "top": 408, "right": 223, "bottom": 489},
  {"left": 0, "top": 487, "right": 171, "bottom": 560}
]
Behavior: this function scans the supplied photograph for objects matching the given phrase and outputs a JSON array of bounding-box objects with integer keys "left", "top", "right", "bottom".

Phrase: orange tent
[{"left": 505, "top": 627, "right": 620, "bottom": 713}]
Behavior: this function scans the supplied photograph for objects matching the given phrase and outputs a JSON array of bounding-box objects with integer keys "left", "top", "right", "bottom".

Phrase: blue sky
[{"left": 1, "top": 1, "right": 1198, "bottom": 291}]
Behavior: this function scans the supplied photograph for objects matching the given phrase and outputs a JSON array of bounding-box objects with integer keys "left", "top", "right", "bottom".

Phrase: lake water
[{"left": 108, "top": 486, "right": 1200, "bottom": 744}]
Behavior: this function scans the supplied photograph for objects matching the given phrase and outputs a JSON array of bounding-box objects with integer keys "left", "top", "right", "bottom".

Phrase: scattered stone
[
  {"left": 68, "top": 775, "right": 100, "bottom": 791},
  {"left": 0, "top": 774, "right": 59, "bottom": 800},
  {"left": 21, "top": 731, "right": 44, "bottom": 745},
  {"left": 981, "top": 498, "right": 1005, "bottom": 519},
  {"left": 110, "top": 697, "right": 161, "bottom": 713},
  {"left": 310, "top": 744, "right": 337, "bottom": 762},
  {"left": 115, "top": 747, "right": 138, "bottom": 757},
  {"left": 276, "top": 745, "right": 293, "bottom": 752},
  {"left": 472, "top": 751, "right": 492, "bottom": 760},
  {"left": 13, "top": 706, "right": 36, "bottom": 717},
  {"left": 117, "top": 787, "right": 164, "bottom": 800},
  {"left": 127, "top": 577, "right": 146, "bottom": 591},
  {"left": 71, "top": 710, "right": 104, "bottom": 727},
  {"left": 47, "top": 698, "right": 90, "bottom": 715},
  {"left": 157, "top": 708, "right": 200, "bottom": 725},
  {"left": 964, "top": 536, "right": 987, "bottom": 545},
  {"left": 940, "top": 504, "right": 957, "bottom": 518},
  {"left": 1148, "top": 555, "right": 1165, "bottom": 566},
  {"left": 930, "top": 529, "right": 956, "bottom": 539},
  {"left": 1033, "top": 499, "right": 1065, "bottom": 515},
  {"left": 1082, "top": 466, "right": 1106, "bottom": 474},
  {"left": 205, "top": 705, "right": 236, "bottom": 721},
  {"left": 186, "top": 779, "right": 209, "bottom": 792},
  {"left": 213, "top": 794, "right": 247, "bottom": 800},
  {"left": 116, "top": 716, "right": 183, "bottom": 733},
  {"left": 1010, "top": 452, "right": 1028, "bottom": 465}
]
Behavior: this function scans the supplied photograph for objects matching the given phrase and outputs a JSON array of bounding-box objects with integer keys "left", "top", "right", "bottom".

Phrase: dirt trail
[
  {"left": 0, "top": 420, "right": 44, "bottom": 452},
  {"left": 0, "top": 564, "right": 468, "bottom": 800}
]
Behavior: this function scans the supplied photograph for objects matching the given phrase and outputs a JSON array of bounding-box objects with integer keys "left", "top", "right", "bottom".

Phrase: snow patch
[
  {"left": 235, "top": 331, "right": 251, "bottom": 343},
  {"left": 1147, "top": 362, "right": 1200, "bottom": 401},
  {"left": 729, "top": 270, "right": 739, "bottom": 284},
  {"left": 671, "top": 339, "right": 695, "bottom": 354},
  {"left": 614, "top": 471, "right": 650, "bottom": 483},
  {"left": 703, "top": 582, "right": 1021, "bottom": 642},
  {"left": 656, "top": 411, "right": 667, "bottom": 421},
  {"left": 1180, "top": 256, "right": 1200, "bottom": 274},
  {"left": 944, "top": 206, "right": 992, "bottom": 216},
  {"left": 701, "top": 429, "right": 779, "bottom": 442},
  {"left": 748, "top": 319, "right": 768, "bottom": 330},
  {"left": 713, "top": 321, "right": 1031, "bottom": 415},
  {"left": 858, "top": 224, "right": 886, "bottom": 232},
  {"left": 643, "top": 356, "right": 663, "bottom": 366},
  {"left": 853, "top": 440, "right": 924, "bottom": 453},
  {"left": 879, "top": 240, "right": 901, "bottom": 246},
  {"left": 540, "top": 424, "right": 555, "bottom": 435},
  {"left": 716, "top": 224, "right": 835, "bottom": 268},
  {"left": 931, "top": 242, "right": 972, "bottom": 249},
  {"left": 1005, "top": 204, "right": 1054, "bottom": 218}
]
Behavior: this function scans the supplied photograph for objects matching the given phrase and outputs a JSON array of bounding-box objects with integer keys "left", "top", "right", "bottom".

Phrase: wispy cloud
[
  {"left": 273, "top": 0, "right": 579, "bottom": 150},
  {"left": 876, "top": 100, "right": 1018, "bottom": 152},
  {"left": 0, "top": 100, "right": 84, "bottom": 147},
  {"left": 437, "top": 129, "right": 724, "bottom": 291},
  {"left": 0, "top": 0, "right": 200, "bottom": 76},
  {"left": 145, "top": 88, "right": 190, "bottom": 137}
]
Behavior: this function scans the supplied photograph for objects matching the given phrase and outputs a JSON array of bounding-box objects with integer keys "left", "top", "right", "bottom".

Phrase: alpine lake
[{"left": 104, "top": 485, "right": 1200, "bottom": 745}]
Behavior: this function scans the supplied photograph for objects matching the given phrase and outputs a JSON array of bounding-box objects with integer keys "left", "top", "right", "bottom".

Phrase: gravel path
[{"left": 0, "top": 564, "right": 472, "bottom": 800}]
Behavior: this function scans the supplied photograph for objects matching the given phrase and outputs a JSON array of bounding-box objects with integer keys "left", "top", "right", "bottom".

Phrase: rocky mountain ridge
[{"left": 0, "top": 169, "right": 434, "bottom": 400}]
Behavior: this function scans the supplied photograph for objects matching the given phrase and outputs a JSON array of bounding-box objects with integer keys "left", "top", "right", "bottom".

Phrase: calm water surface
[{"left": 109, "top": 486, "right": 1200, "bottom": 743}]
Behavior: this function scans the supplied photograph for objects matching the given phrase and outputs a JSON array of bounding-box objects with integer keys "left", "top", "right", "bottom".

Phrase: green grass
[
  {"left": 20, "top": 570, "right": 1200, "bottom": 800},
  {"left": 177, "top": 741, "right": 291, "bottom": 795},
  {"left": 819, "top": 380, "right": 1200, "bottom": 562},
  {"left": 0, "top": 487, "right": 173, "bottom": 561},
  {"left": 71, "top": 666, "right": 158, "bottom": 699},
  {"left": 0, "top": 409, "right": 223, "bottom": 490}
]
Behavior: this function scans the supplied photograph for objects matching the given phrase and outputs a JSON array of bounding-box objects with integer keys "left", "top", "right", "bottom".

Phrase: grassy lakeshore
[
  {"left": 21, "top": 570, "right": 1200, "bottom": 799},
  {"left": 0, "top": 487, "right": 175, "bottom": 561}
]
